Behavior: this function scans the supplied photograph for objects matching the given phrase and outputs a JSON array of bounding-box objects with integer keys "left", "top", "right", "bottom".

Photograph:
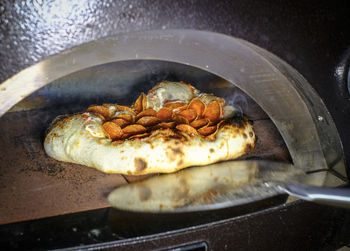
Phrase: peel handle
[{"left": 280, "top": 184, "right": 350, "bottom": 208}]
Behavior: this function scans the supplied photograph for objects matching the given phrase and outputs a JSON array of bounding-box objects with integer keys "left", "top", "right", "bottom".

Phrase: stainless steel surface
[
  {"left": 278, "top": 184, "right": 350, "bottom": 208},
  {"left": 241, "top": 40, "right": 347, "bottom": 178},
  {"left": 108, "top": 160, "right": 348, "bottom": 212},
  {"left": 0, "top": 30, "right": 344, "bottom": 179}
]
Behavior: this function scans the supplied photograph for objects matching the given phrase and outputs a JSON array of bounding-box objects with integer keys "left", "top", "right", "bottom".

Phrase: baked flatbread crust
[{"left": 44, "top": 81, "right": 255, "bottom": 175}]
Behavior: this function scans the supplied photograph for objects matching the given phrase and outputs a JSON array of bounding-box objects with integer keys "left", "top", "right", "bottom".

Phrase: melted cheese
[
  {"left": 85, "top": 124, "right": 105, "bottom": 138},
  {"left": 198, "top": 93, "right": 218, "bottom": 104},
  {"left": 146, "top": 81, "right": 199, "bottom": 111},
  {"left": 82, "top": 113, "right": 105, "bottom": 138},
  {"left": 112, "top": 110, "right": 135, "bottom": 118}
]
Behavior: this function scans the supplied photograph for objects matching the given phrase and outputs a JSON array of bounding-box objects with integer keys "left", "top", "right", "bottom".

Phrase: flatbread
[{"left": 44, "top": 81, "right": 255, "bottom": 175}]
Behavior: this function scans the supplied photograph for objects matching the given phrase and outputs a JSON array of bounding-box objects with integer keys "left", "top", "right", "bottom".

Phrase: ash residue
[{"left": 20, "top": 151, "right": 65, "bottom": 177}]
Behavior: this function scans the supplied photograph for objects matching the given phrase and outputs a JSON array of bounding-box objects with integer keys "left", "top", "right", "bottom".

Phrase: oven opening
[
  {"left": 0, "top": 60, "right": 291, "bottom": 225},
  {"left": 0, "top": 30, "right": 346, "bottom": 249}
]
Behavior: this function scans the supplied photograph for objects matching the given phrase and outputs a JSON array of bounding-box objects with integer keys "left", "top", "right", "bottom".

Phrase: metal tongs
[{"left": 108, "top": 160, "right": 350, "bottom": 212}]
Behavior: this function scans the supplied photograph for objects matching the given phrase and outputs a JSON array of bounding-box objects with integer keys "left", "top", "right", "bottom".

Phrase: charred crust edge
[{"left": 134, "top": 157, "right": 148, "bottom": 172}]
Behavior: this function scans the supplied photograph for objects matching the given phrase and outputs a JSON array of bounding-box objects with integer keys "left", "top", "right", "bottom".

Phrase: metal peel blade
[{"left": 108, "top": 160, "right": 350, "bottom": 212}]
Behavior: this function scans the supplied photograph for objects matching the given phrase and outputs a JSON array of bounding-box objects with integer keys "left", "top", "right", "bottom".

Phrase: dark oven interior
[{"left": 1, "top": 1, "right": 350, "bottom": 250}]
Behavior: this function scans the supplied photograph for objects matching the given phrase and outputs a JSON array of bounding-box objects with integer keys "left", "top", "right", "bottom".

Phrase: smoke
[{"left": 225, "top": 91, "right": 248, "bottom": 116}]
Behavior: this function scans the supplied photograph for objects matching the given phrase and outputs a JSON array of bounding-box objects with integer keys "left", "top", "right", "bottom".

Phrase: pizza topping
[
  {"left": 136, "top": 116, "right": 161, "bottom": 127},
  {"left": 85, "top": 124, "right": 106, "bottom": 138},
  {"left": 157, "top": 107, "right": 173, "bottom": 121},
  {"left": 197, "top": 125, "right": 217, "bottom": 136},
  {"left": 111, "top": 118, "right": 130, "bottom": 128},
  {"left": 123, "top": 124, "right": 147, "bottom": 135},
  {"left": 146, "top": 81, "right": 199, "bottom": 111},
  {"left": 136, "top": 108, "right": 157, "bottom": 119},
  {"left": 188, "top": 97, "right": 206, "bottom": 117},
  {"left": 216, "top": 97, "right": 226, "bottom": 107},
  {"left": 103, "top": 122, "right": 123, "bottom": 140},
  {"left": 176, "top": 124, "right": 198, "bottom": 136},
  {"left": 115, "top": 105, "right": 136, "bottom": 115},
  {"left": 203, "top": 100, "right": 222, "bottom": 122},
  {"left": 128, "top": 132, "right": 151, "bottom": 140},
  {"left": 45, "top": 81, "right": 255, "bottom": 176},
  {"left": 164, "top": 101, "right": 188, "bottom": 117},
  {"left": 116, "top": 114, "right": 134, "bottom": 123},
  {"left": 173, "top": 114, "right": 189, "bottom": 125},
  {"left": 87, "top": 105, "right": 110, "bottom": 120},
  {"left": 134, "top": 92, "right": 147, "bottom": 113},
  {"left": 178, "top": 108, "right": 197, "bottom": 122},
  {"left": 82, "top": 113, "right": 106, "bottom": 137},
  {"left": 157, "top": 121, "right": 176, "bottom": 129},
  {"left": 205, "top": 120, "right": 226, "bottom": 141},
  {"left": 86, "top": 81, "right": 240, "bottom": 141},
  {"left": 190, "top": 118, "right": 209, "bottom": 128},
  {"left": 198, "top": 93, "right": 216, "bottom": 104},
  {"left": 82, "top": 112, "right": 103, "bottom": 123},
  {"left": 164, "top": 101, "right": 187, "bottom": 111}
]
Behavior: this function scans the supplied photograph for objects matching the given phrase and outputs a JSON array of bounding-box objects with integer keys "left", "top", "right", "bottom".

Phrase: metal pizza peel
[{"left": 107, "top": 160, "right": 350, "bottom": 213}]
